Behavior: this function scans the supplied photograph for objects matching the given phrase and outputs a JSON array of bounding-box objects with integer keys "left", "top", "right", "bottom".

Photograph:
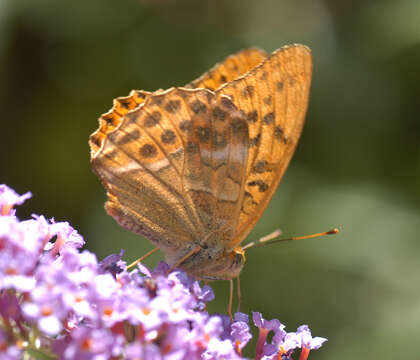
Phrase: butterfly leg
[
  {"left": 236, "top": 275, "right": 241, "bottom": 313},
  {"left": 127, "top": 247, "right": 160, "bottom": 270},
  {"left": 228, "top": 279, "right": 234, "bottom": 319}
]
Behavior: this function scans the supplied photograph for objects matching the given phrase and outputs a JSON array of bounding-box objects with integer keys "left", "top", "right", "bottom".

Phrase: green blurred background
[{"left": 1, "top": 0, "right": 420, "bottom": 358}]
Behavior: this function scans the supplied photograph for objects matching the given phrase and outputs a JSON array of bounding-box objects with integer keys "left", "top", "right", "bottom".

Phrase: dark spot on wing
[
  {"left": 134, "top": 91, "right": 146, "bottom": 100},
  {"left": 118, "top": 99, "right": 130, "bottom": 109},
  {"left": 212, "top": 132, "right": 227, "bottom": 149},
  {"left": 161, "top": 129, "right": 176, "bottom": 145},
  {"left": 191, "top": 100, "right": 207, "bottom": 114},
  {"left": 253, "top": 160, "right": 269, "bottom": 173},
  {"left": 196, "top": 127, "right": 210, "bottom": 143},
  {"left": 247, "top": 110, "right": 258, "bottom": 123},
  {"left": 143, "top": 111, "right": 161, "bottom": 127},
  {"left": 231, "top": 117, "right": 248, "bottom": 133},
  {"left": 242, "top": 85, "right": 254, "bottom": 98},
  {"left": 249, "top": 133, "right": 261, "bottom": 147},
  {"left": 263, "top": 96, "right": 272, "bottom": 105},
  {"left": 212, "top": 107, "right": 226, "bottom": 121},
  {"left": 179, "top": 120, "right": 192, "bottom": 132},
  {"left": 164, "top": 100, "right": 181, "bottom": 113},
  {"left": 117, "top": 129, "right": 140, "bottom": 145},
  {"left": 90, "top": 135, "right": 101, "bottom": 147},
  {"left": 275, "top": 126, "right": 284, "bottom": 141},
  {"left": 140, "top": 144, "right": 157, "bottom": 158},
  {"left": 262, "top": 112, "right": 275, "bottom": 125},
  {"left": 247, "top": 180, "right": 269, "bottom": 193},
  {"left": 186, "top": 141, "right": 199, "bottom": 154},
  {"left": 150, "top": 97, "right": 163, "bottom": 105}
]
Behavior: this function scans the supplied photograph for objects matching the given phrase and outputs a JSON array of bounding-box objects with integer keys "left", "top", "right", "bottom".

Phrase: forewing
[
  {"left": 90, "top": 90, "right": 199, "bottom": 254},
  {"left": 186, "top": 48, "right": 267, "bottom": 91},
  {"left": 216, "top": 45, "right": 313, "bottom": 247},
  {"left": 90, "top": 87, "right": 249, "bottom": 255}
]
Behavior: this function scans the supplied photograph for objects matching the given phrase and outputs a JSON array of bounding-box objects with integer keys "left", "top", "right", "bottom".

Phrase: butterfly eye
[{"left": 233, "top": 251, "right": 245, "bottom": 266}]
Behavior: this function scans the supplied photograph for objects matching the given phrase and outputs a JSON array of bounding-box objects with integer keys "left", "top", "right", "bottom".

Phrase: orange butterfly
[{"left": 89, "top": 45, "right": 314, "bottom": 282}]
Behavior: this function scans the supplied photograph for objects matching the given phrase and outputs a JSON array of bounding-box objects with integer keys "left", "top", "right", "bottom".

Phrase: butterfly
[{"left": 89, "top": 44, "right": 313, "bottom": 281}]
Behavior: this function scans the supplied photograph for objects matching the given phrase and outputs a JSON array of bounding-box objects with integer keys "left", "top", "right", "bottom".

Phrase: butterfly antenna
[{"left": 242, "top": 228, "right": 339, "bottom": 250}]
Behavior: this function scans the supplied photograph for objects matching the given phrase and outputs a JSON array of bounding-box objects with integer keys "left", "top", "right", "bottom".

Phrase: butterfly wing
[
  {"left": 90, "top": 44, "right": 311, "bottom": 272},
  {"left": 89, "top": 47, "right": 265, "bottom": 156},
  {"left": 186, "top": 48, "right": 267, "bottom": 91},
  {"left": 90, "top": 90, "right": 151, "bottom": 155},
  {"left": 90, "top": 87, "right": 249, "bottom": 262},
  {"left": 215, "top": 44, "right": 313, "bottom": 248}
]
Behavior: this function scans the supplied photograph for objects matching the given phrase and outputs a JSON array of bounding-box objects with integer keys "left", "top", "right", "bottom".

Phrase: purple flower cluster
[
  {"left": 0, "top": 184, "right": 327, "bottom": 360},
  {"left": 252, "top": 313, "right": 327, "bottom": 360}
]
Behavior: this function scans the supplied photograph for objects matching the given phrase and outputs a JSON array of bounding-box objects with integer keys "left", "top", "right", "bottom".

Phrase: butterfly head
[{"left": 174, "top": 246, "right": 246, "bottom": 281}]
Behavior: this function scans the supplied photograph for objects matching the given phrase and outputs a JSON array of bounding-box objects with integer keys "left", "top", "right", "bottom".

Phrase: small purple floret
[
  {"left": 297, "top": 324, "right": 328, "bottom": 350},
  {"left": 0, "top": 184, "right": 31, "bottom": 216}
]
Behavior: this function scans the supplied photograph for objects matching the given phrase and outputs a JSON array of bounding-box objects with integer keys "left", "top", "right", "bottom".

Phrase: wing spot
[
  {"left": 191, "top": 100, "right": 207, "bottom": 114},
  {"left": 247, "top": 180, "right": 269, "bottom": 193},
  {"left": 276, "top": 82, "right": 284, "bottom": 91},
  {"left": 212, "top": 107, "right": 226, "bottom": 121},
  {"left": 117, "top": 129, "right": 140, "bottom": 145},
  {"left": 164, "top": 100, "right": 181, "bottom": 113},
  {"left": 106, "top": 149, "right": 118, "bottom": 159},
  {"left": 263, "top": 96, "right": 272, "bottom": 105},
  {"left": 242, "top": 85, "right": 254, "bottom": 98},
  {"left": 275, "top": 126, "right": 289, "bottom": 144},
  {"left": 118, "top": 99, "right": 131, "bottom": 109},
  {"left": 262, "top": 112, "right": 275, "bottom": 125},
  {"left": 170, "top": 147, "right": 184, "bottom": 160},
  {"left": 247, "top": 110, "right": 258, "bottom": 123},
  {"left": 253, "top": 160, "right": 269, "bottom": 173},
  {"left": 220, "top": 75, "right": 227, "bottom": 83},
  {"left": 150, "top": 97, "right": 163, "bottom": 105},
  {"left": 143, "top": 111, "right": 162, "bottom": 127},
  {"left": 231, "top": 117, "right": 248, "bottom": 134},
  {"left": 196, "top": 126, "right": 211, "bottom": 143},
  {"left": 179, "top": 120, "right": 192, "bottom": 132},
  {"left": 104, "top": 114, "right": 116, "bottom": 125},
  {"left": 90, "top": 134, "right": 101, "bottom": 147},
  {"left": 134, "top": 91, "right": 146, "bottom": 100},
  {"left": 249, "top": 133, "right": 261, "bottom": 147},
  {"left": 140, "top": 144, "right": 157, "bottom": 158},
  {"left": 213, "top": 132, "right": 227, "bottom": 149},
  {"left": 161, "top": 129, "right": 176, "bottom": 145},
  {"left": 275, "top": 126, "right": 284, "bottom": 141},
  {"left": 186, "top": 141, "right": 199, "bottom": 154}
]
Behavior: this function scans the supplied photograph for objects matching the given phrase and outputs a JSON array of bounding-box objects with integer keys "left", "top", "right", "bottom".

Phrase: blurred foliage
[{"left": 1, "top": 0, "right": 420, "bottom": 358}]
